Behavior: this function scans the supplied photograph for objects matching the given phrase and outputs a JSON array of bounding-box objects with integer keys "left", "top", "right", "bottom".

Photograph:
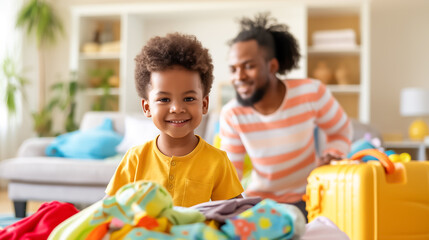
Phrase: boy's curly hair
[
  {"left": 230, "top": 12, "right": 301, "bottom": 75},
  {"left": 135, "top": 33, "right": 214, "bottom": 99}
]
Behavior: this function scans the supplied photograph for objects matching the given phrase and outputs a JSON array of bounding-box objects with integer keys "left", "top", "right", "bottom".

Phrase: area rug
[{"left": 0, "top": 214, "right": 23, "bottom": 229}]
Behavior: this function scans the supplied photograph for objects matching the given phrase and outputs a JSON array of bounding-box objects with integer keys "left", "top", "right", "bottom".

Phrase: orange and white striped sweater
[{"left": 220, "top": 79, "right": 352, "bottom": 203}]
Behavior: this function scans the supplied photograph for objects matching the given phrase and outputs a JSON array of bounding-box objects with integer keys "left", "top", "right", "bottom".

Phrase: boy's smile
[{"left": 142, "top": 66, "right": 209, "bottom": 144}]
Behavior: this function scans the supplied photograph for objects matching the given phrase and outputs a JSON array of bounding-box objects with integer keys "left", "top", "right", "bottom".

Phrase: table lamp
[{"left": 400, "top": 88, "right": 429, "bottom": 141}]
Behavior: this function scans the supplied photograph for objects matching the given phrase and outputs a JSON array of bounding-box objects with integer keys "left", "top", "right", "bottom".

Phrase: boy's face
[{"left": 142, "top": 66, "right": 209, "bottom": 140}]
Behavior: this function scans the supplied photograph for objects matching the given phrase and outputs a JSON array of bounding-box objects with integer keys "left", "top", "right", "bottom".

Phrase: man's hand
[{"left": 317, "top": 152, "right": 343, "bottom": 166}]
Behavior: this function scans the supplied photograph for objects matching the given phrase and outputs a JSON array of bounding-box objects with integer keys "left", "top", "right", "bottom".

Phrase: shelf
[
  {"left": 308, "top": 46, "right": 360, "bottom": 55},
  {"left": 80, "top": 52, "right": 121, "bottom": 60},
  {"left": 384, "top": 140, "right": 429, "bottom": 161},
  {"left": 327, "top": 84, "right": 360, "bottom": 94},
  {"left": 84, "top": 88, "right": 120, "bottom": 95}
]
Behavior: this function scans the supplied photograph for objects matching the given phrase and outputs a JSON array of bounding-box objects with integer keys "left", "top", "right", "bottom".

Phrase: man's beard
[{"left": 236, "top": 79, "right": 270, "bottom": 107}]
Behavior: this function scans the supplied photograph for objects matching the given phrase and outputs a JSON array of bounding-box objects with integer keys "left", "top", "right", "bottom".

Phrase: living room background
[{"left": 1, "top": 0, "right": 429, "bottom": 160}]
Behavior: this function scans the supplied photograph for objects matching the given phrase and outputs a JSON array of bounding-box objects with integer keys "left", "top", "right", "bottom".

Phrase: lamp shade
[{"left": 400, "top": 88, "right": 429, "bottom": 116}]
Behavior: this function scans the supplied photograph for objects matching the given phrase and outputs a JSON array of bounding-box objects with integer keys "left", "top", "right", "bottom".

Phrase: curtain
[{"left": 0, "top": 0, "right": 24, "bottom": 163}]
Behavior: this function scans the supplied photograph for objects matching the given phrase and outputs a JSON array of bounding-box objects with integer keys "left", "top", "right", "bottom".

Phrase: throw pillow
[
  {"left": 46, "top": 118, "right": 123, "bottom": 159},
  {"left": 116, "top": 115, "right": 159, "bottom": 153}
]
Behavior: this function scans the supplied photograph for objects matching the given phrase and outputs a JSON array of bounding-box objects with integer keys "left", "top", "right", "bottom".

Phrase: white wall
[{"left": 370, "top": 0, "right": 429, "bottom": 138}]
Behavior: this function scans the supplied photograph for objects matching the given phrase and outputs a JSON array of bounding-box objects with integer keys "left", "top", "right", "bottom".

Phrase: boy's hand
[{"left": 317, "top": 152, "right": 343, "bottom": 166}]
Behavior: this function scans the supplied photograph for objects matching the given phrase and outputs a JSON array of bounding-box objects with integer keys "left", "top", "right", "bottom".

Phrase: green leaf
[
  {"left": 47, "top": 97, "right": 60, "bottom": 111},
  {"left": 69, "top": 81, "right": 78, "bottom": 97},
  {"left": 6, "top": 88, "right": 16, "bottom": 114},
  {"left": 50, "top": 82, "right": 63, "bottom": 91},
  {"left": 16, "top": 0, "right": 64, "bottom": 47}
]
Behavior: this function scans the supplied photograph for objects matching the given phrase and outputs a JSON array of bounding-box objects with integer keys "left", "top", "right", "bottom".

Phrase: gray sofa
[{"left": 0, "top": 111, "right": 215, "bottom": 217}]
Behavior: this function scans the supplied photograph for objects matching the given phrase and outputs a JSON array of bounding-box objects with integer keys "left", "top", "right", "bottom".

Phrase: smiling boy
[{"left": 105, "top": 33, "right": 243, "bottom": 207}]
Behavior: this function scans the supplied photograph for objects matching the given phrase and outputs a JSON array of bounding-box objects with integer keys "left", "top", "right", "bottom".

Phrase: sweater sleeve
[
  {"left": 219, "top": 107, "right": 247, "bottom": 179},
  {"left": 313, "top": 81, "right": 352, "bottom": 157}
]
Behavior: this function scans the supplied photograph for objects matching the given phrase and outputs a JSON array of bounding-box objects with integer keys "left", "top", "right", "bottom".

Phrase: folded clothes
[
  {"left": 49, "top": 181, "right": 308, "bottom": 240},
  {"left": 191, "top": 197, "right": 262, "bottom": 223},
  {"left": 49, "top": 181, "right": 205, "bottom": 240}
]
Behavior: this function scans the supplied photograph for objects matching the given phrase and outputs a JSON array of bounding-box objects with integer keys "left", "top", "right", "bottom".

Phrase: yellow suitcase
[{"left": 304, "top": 149, "right": 429, "bottom": 240}]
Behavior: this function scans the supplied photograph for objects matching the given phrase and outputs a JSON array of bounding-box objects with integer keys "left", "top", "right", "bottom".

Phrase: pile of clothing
[{"left": 48, "top": 181, "right": 306, "bottom": 240}]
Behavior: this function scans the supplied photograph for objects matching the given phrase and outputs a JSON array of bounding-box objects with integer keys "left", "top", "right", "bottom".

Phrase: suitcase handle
[{"left": 350, "top": 149, "right": 396, "bottom": 174}]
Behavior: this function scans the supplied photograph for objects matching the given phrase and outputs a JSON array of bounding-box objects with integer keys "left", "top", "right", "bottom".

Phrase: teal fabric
[
  {"left": 45, "top": 118, "right": 123, "bottom": 159},
  {"left": 221, "top": 199, "right": 294, "bottom": 240},
  {"left": 171, "top": 223, "right": 228, "bottom": 239}
]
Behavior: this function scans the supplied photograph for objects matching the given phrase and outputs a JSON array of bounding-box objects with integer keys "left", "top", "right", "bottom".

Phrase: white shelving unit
[
  {"left": 306, "top": 2, "right": 370, "bottom": 123},
  {"left": 308, "top": 46, "right": 361, "bottom": 55},
  {"left": 79, "top": 53, "right": 121, "bottom": 60},
  {"left": 69, "top": 1, "right": 369, "bottom": 123}
]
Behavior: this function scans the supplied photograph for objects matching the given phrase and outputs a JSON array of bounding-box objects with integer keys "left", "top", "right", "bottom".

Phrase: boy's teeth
[{"left": 171, "top": 120, "right": 185, "bottom": 123}]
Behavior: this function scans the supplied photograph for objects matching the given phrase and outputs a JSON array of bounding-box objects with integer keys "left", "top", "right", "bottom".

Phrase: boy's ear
[
  {"left": 202, "top": 95, "right": 209, "bottom": 114},
  {"left": 141, "top": 99, "right": 151, "bottom": 117}
]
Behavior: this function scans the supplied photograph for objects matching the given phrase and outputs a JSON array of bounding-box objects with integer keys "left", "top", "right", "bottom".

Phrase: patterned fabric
[
  {"left": 48, "top": 201, "right": 102, "bottom": 240},
  {"left": 171, "top": 223, "right": 228, "bottom": 240},
  {"left": 49, "top": 181, "right": 205, "bottom": 240},
  {"left": 220, "top": 79, "right": 352, "bottom": 203},
  {"left": 50, "top": 182, "right": 305, "bottom": 240},
  {"left": 221, "top": 199, "right": 295, "bottom": 240},
  {"left": 93, "top": 181, "right": 173, "bottom": 225}
]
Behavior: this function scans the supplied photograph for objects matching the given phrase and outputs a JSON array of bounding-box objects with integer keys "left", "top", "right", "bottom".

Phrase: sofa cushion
[
  {"left": 116, "top": 115, "right": 160, "bottom": 153},
  {"left": 0, "top": 157, "right": 118, "bottom": 185},
  {"left": 46, "top": 118, "right": 123, "bottom": 159}
]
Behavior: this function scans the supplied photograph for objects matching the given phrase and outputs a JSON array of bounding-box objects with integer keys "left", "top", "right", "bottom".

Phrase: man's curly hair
[
  {"left": 230, "top": 12, "right": 301, "bottom": 75},
  {"left": 135, "top": 33, "right": 214, "bottom": 99}
]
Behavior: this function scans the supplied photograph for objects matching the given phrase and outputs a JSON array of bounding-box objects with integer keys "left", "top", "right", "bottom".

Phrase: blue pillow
[{"left": 46, "top": 118, "right": 123, "bottom": 159}]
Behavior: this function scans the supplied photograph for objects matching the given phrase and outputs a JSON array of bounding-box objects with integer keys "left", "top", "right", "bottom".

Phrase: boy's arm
[{"left": 219, "top": 109, "right": 247, "bottom": 179}]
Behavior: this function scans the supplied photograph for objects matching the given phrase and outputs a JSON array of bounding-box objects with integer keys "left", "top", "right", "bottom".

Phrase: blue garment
[
  {"left": 46, "top": 118, "right": 123, "bottom": 159},
  {"left": 221, "top": 199, "right": 295, "bottom": 240}
]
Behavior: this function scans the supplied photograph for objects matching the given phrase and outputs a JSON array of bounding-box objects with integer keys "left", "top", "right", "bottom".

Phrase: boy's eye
[
  {"left": 184, "top": 97, "right": 195, "bottom": 102},
  {"left": 158, "top": 98, "right": 170, "bottom": 102}
]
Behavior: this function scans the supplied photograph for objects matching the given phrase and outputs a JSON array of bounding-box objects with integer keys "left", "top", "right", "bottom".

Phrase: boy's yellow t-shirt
[{"left": 106, "top": 135, "right": 243, "bottom": 207}]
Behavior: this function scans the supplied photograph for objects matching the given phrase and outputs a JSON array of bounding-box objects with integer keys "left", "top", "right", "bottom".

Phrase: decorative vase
[
  {"left": 313, "top": 61, "right": 333, "bottom": 84},
  {"left": 335, "top": 63, "right": 350, "bottom": 85},
  {"left": 408, "top": 119, "right": 429, "bottom": 141},
  {"left": 108, "top": 75, "right": 120, "bottom": 87}
]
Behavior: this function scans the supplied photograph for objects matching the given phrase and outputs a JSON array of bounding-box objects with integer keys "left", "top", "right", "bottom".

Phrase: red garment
[{"left": 0, "top": 201, "right": 79, "bottom": 240}]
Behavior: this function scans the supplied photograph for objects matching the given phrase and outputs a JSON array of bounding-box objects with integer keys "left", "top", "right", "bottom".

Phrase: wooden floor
[{"left": 0, "top": 189, "right": 43, "bottom": 215}]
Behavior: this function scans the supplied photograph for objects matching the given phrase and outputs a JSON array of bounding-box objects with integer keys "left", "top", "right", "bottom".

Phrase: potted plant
[
  {"left": 15, "top": 0, "right": 64, "bottom": 135},
  {"left": 32, "top": 72, "right": 81, "bottom": 136}
]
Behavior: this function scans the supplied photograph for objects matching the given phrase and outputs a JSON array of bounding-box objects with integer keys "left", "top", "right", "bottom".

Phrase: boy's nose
[{"left": 169, "top": 102, "right": 185, "bottom": 113}]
